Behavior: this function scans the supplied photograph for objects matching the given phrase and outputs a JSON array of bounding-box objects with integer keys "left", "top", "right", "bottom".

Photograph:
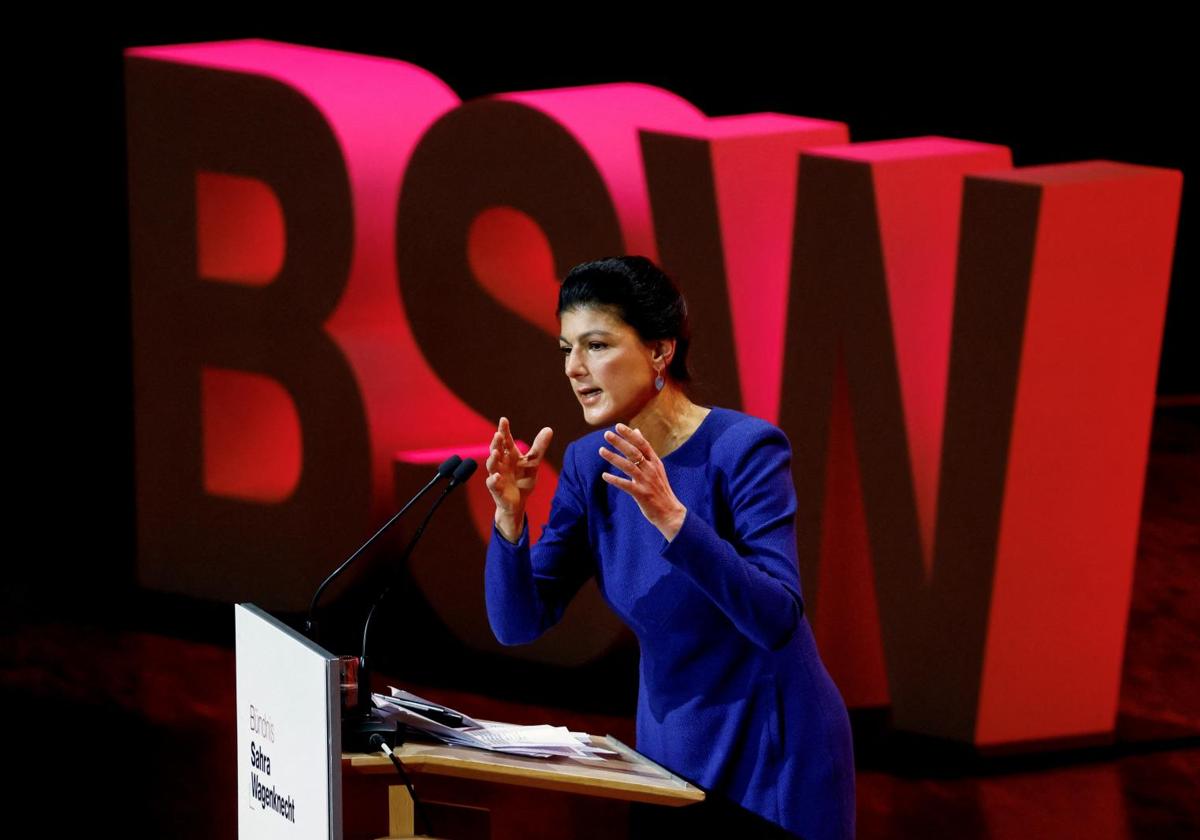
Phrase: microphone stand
[
  {"left": 304, "top": 455, "right": 461, "bottom": 642},
  {"left": 342, "top": 458, "right": 477, "bottom": 752}
]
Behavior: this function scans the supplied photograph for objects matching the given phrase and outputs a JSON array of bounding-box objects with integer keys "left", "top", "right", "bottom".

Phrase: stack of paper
[{"left": 372, "top": 687, "right": 617, "bottom": 761}]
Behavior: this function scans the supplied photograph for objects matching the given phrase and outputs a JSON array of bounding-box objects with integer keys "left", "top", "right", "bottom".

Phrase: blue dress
[{"left": 485, "top": 407, "right": 855, "bottom": 839}]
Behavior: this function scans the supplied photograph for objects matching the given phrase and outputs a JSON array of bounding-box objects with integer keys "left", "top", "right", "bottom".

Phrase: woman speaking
[{"left": 483, "top": 256, "right": 855, "bottom": 839}]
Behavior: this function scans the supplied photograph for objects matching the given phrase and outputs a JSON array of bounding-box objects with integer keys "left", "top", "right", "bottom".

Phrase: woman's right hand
[{"left": 486, "top": 417, "right": 553, "bottom": 543}]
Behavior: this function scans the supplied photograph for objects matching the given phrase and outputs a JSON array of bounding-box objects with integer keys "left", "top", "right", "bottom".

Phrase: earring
[{"left": 654, "top": 373, "right": 665, "bottom": 392}]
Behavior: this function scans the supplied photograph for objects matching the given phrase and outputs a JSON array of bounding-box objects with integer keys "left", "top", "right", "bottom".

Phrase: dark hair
[{"left": 557, "top": 256, "right": 692, "bottom": 382}]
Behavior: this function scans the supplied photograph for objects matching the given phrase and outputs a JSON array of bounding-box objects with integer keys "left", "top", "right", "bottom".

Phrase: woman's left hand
[{"left": 599, "top": 423, "right": 688, "bottom": 541}]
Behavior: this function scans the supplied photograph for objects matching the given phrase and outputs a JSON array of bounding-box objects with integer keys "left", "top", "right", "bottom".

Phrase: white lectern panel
[{"left": 236, "top": 603, "right": 342, "bottom": 840}]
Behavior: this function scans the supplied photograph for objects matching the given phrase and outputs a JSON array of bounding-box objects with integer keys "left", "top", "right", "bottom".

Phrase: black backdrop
[{"left": 12, "top": 25, "right": 1193, "bottom": 650}]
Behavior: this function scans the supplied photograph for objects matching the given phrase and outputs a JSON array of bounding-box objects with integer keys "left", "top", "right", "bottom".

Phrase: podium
[{"left": 236, "top": 603, "right": 703, "bottom": 839}]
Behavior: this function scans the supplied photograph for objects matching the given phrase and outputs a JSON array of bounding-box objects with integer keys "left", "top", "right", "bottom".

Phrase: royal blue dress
[{"left": 485, "top": 407, "right": 855, "bottom": 839}]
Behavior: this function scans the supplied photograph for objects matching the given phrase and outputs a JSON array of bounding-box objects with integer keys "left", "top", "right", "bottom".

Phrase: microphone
[
  {"left": 305, "top": 455, "right": 461, "bottom": 640},
  {"left": 447, "top": 457, "right": 479, "bottom": 488},
  {"left": 347, "top": 458, "right": 477, "bottom": 744}
]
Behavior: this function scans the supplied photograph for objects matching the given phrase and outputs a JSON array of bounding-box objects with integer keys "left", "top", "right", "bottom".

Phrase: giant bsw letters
[{"left": 125, "top": 39, "right": 1182, "bottom": 746}]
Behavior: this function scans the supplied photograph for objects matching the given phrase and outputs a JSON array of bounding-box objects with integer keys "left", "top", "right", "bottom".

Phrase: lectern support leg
[{"left": 388, "top": 785, "right": 415, "bottom": 838}]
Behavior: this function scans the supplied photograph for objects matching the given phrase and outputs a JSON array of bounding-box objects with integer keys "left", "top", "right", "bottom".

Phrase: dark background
[
  {"left": 6, "top": 26, "right": 1195, "bottom": 839},
  {"left": 14, "top": 23, "right": 1194, "bottom": 647}
]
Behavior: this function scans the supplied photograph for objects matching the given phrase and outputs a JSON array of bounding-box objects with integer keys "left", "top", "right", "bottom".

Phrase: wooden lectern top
[{"left": 344, "top": 734, "right": 704, "bottom": 808}]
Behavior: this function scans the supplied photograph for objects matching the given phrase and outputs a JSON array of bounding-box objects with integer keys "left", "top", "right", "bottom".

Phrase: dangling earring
[{"left": 654, "top": 372, "right": 665, "bottom": 392}]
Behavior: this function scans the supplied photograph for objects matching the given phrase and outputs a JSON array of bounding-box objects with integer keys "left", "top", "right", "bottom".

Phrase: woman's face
[{"left": 559, "top": 306, "right": 661, "bottom": 427}]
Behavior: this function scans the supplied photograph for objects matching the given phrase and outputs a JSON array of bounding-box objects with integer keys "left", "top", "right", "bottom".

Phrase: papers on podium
[{"left": 372, "top": 687, "right": 619, "bottom": 761}]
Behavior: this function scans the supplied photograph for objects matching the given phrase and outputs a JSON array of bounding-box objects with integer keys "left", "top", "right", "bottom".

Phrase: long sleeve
[
  {"left": 484, "top": 441, "right": 594, "bottom": 645},
  {"left": 659, "top": 422, "right": 804, "bottom": 651}
]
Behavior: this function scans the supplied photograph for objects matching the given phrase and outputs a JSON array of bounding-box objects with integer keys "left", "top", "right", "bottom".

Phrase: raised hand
[
  {"left": 486, "top": 417, "right": 553, "bottom": 543},
  {"left": 599, "top": 423, "right": 688, "bottom": 541}
]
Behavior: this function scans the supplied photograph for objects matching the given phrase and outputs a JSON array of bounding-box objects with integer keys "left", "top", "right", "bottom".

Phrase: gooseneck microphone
[
  {"left": 305, "top": 455, "right": 461, "bottom": 641},
  {"left": 346, "top": 457, "right": 478, "bottom": 746}
]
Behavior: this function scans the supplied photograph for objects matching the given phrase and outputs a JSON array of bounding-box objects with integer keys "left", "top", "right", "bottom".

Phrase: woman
[{"left": 484, "top": 256, "right": 855, "bottom": 839}]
